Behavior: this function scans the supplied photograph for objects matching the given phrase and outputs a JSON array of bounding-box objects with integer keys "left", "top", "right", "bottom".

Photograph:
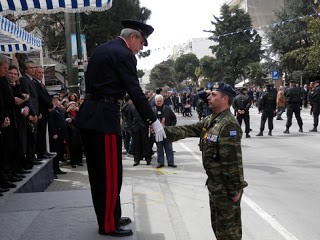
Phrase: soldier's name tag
[{"left": 229, "top": 131, "right": 237, "bottom": 136}]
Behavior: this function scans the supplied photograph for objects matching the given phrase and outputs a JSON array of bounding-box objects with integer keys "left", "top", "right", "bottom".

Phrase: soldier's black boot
[
  {"left": 256, "top": 131, "right": 263, "bottom": 136},
  {"left": 268, "top": 130, "right": 272, "bottom": 136},
  {"left": 299, "top": 127, "right": 303, "bottom": 132},
  {"left": 283, "top": 128, "right": 290, "bottom": 134},
  {"left": 309, "top": 127, "right": 317, "bottom": 132},
  {"left": 246, "top": 133, "right": 251, "bottom": 138}
]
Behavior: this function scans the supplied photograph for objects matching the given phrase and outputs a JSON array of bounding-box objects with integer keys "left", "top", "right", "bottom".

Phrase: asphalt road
[
  {"left": 125, "top": 105, "right": 320, "bottom": 240},
  {"left": 47, "top": 105, "right": 320, "bottom": 240}
]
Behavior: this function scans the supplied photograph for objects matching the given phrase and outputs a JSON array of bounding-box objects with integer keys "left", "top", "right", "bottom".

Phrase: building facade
[{"left": 227, "top": 0, "right": 284, "bottom": 29}]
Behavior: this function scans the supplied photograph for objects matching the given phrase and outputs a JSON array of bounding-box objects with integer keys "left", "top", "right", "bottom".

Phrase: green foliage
[
  {"left": 244, "top": 62, "right": 267, "bottom": 86},
  {"left": 173, "top": 53, "right": 199, "bottom": 82},
  {"left": 207, "top": 4, "right": 263, "bottom": 86},
  {"left": 266, "top": 0, "right": 319, "bottom": 78},
  {"left": 32, "top": 13, "right": 67, "bottom": 62},
  {"left": 82, "top": 0, "right": 151, "bottom": 55},
  {"left": 148, "top": 60, "right": 176, "bottom": 89},
  {"left": 137, "top": 69, "right": 145, "bottom": 79}
]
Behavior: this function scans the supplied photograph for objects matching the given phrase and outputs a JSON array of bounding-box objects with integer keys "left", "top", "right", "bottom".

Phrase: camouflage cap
[{"left": 211, "top": 82, "right": 236, "bottom": 97}]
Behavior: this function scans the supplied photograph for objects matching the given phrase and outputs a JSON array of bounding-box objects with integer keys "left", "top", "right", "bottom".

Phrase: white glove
[{"left": 151, "top": 119, "right": 167, "bottom": 142}]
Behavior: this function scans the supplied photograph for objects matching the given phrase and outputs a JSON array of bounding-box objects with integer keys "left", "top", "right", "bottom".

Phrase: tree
[
  {"left": 83, "top": 0, "right": 151, "bottom": 55},
  {"left": 266, "top": 0, "right": 319, "bottom": 79},
  {"left": 207, "top": 4, "right": 263, "bottom": 86},
  {"left": 148, "top": 60, "right": 176, "bottom": 90},
  {"left": 244, "top": 62, "right": 267, "bottom": 86},
  {"left": 173, "top": 53, "right": 199, "bottom": 83}
]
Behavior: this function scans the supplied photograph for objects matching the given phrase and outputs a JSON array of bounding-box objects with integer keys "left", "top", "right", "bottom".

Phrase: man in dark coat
[
  {"left": 283, "top": 81, "right": 303, "bottom": 133},
  {"left": 127, "top": 103, "right": 152, "bottom": 166},
  {"left": 77, "top": 20, "right": 166, "bottom": 237},
  {"left": 33, "top": 66, "right": 54, "bottom": 159},
  {"left": 256, "top": 84, "right": 277, "bottom": 136},
  {"left": 232, "top": 88, "right": 252, "bottom": 138},
  {"left": 19, "top": 60, "right": 41, "bottom": 166},
  {"left": 309, "top": 80, "right": 320, "bottom": 132}
]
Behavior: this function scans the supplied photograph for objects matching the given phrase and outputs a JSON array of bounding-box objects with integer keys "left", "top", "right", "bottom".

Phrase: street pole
[
  {"left": 64, "top": 12, "right": 73, "bottom": 92},
  {"left": 75, "top": 13, "right": 84, "bottom": 95}
]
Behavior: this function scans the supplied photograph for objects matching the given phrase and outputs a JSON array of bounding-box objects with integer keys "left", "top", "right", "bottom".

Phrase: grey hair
[
  {"left": 155, "top": 94, "right": 163, "bottom": 101},
  {"left": 120, "top": 28, "right": 142, "bottom": 39},
  {"left": 24, "top": 60, "right": 35, "bottom": 69},
  {"left": 0, "top": 55, "right": 10, "bottom": 66}
]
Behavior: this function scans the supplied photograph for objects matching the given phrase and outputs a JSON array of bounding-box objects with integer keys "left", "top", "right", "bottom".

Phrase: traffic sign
[{"left": 272, "top": 71, "right": 279, "bottom": 81}]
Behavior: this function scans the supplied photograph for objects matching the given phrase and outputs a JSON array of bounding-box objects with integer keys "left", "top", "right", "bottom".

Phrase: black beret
[
  {"left": 211, "top": 82, "right": 236, "bottom": 97},
  {"left": 121, "top": 19, "right": 154, "bottom": 46}
]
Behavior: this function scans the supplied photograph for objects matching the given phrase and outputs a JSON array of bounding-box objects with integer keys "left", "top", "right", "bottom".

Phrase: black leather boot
[{"left": 256, "top": 131, "right": 263, "bottom": 136}]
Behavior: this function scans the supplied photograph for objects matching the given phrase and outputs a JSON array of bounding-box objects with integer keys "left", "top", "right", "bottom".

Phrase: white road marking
[
  {"left": 178, "top": 142, "right": 300, "bottom": 240},
  {"left": 178, "top": 142, "right": 202, "bottom": 163},
  {"left": 242, "top": 195, "right": 299, "bottom": 240}
]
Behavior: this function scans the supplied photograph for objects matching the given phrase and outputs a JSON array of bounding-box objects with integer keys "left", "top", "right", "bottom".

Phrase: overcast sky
[{"left": 137, "top": 0, "right": 228, "bottom": 70}]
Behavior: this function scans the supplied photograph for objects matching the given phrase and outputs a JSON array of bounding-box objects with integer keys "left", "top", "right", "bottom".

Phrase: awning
[
  {"left": 0, "top": 16, "right": 42, "bottom": 53},
  {"left": 235, "top": 79, "right": 250, "bottom": 88},
  {"left": 0, "top": 0, "right": 112, "bottom": 15}
]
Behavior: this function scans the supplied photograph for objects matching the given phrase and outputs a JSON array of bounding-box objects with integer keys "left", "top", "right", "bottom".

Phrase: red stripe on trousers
[{"left": 104, "top": 134, "right": 118, "bottom": 232}]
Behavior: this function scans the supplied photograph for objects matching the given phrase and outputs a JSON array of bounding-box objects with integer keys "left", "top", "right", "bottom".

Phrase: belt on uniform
[{"left": 85, "top": 93, "right": 123, "bottom": 106}]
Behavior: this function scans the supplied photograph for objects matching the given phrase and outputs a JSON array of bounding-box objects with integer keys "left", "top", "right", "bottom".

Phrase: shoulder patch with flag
[{"left": 229, "top": 131, "right": 237, "bottom": 136}]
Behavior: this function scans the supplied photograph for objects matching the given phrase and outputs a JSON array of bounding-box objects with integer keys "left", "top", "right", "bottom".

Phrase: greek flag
[
  {"left": 0, "top": 16, "right": 42, "bottom": 53},
  {"left": 0, "top": 0, "right": 112, "bottom": 14}
]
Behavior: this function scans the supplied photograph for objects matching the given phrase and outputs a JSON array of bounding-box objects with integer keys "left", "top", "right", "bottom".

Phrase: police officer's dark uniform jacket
[
  {"left": 310, "top": 82, "right": 320, "bottom": 130},
  {"left": 284, "top": 85, "right": 303, "bottom": 131},
  {"left": 232, "top": 91, "right": 251, "bottom": 134},
  {"left": 257, "top": 88, "right": 276, "bottom": 134}
]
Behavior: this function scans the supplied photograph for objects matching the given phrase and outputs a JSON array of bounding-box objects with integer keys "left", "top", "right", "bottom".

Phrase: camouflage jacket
[{"left": 165, "top": 108, "right": 248, "bottom": 197}]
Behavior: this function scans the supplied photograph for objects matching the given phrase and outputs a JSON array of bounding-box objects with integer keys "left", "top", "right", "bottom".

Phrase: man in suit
[
  {"left": 19, "top": 60, "right": 42, "bottom": 166},
  {"left": 77, "top": 19, "right": 166, "bottom": 237},
  {"left": 0, "top": 55, "right": 17, "bottom": 191},
  {"left": 33, "top": 66, "right": 54, "bottom": 159}
]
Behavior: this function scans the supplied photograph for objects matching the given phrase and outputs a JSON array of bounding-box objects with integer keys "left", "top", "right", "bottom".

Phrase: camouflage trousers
[{"left": 208, "top": 190, "right": 243, "bottom": 240}]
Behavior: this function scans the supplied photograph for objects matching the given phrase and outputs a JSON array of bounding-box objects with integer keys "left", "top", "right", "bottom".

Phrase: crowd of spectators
[
  {"left": 0, "top": 56, "right": 85, "bottom": 197},
  {"left": 2, "top": 55, "right": 318, "bottom": 197}
]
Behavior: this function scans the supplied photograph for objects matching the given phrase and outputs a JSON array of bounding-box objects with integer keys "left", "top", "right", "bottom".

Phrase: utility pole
[{"left": 64, "top": 12, "right": 73, "bottom": 92}]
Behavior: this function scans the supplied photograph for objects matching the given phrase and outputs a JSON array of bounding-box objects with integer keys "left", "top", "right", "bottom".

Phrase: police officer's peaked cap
[
  {"left": 315, "top": 80, "right": 320, "bottom": 84},
  {"left": 121, "top": 19, "right": 154, "bottom": 46},
  {"left": 211, "top": 82, "right": 236, "bottom": 97}
]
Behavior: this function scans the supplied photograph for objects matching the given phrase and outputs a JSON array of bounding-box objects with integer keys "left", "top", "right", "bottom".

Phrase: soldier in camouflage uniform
[{"left": 165, "top": 82, "right": 248, "bottom": 240}]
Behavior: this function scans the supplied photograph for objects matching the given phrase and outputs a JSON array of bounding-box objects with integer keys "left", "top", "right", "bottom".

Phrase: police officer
[
  {"left": 283, "top": 81, "right": 303, "bottom": 134},
  {"left": 309, "top": 80, "right": 320, "bottom": 132},
  {"left": 232, "top": 88, "right": 252, "bottom": 138},
  {"left": 165, "top": 82, "right": 248, "bottom": 240},
  {"left": 256, "top": 84, "right": 277, "bottom": 136},
  {"left": 77, "top": 20, "right": 166, "bottom": 237}
]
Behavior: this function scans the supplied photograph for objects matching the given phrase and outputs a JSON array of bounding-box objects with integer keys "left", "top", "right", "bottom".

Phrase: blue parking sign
[{"left": 272, "top": 71, "right": 279, "bottom": 81}]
